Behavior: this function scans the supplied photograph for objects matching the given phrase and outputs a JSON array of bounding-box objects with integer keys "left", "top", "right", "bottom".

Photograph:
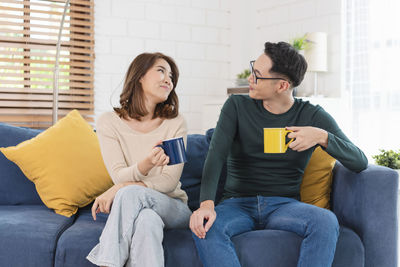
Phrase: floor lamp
[
  {"left": 305, "top": 32, "right": 327, "bottom": 96},
  {"left": 52, "top": 0, "right": 70, "bottom": 125}
]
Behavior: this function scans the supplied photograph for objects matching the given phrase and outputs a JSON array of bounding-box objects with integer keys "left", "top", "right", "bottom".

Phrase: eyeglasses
[{"left": 249, "top": 60, "right": 290, "bottom": 85}]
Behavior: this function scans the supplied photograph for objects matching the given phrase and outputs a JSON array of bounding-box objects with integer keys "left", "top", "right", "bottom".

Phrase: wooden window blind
[{"left": 0, "top": 0, "right": 94, "bottom": 128}]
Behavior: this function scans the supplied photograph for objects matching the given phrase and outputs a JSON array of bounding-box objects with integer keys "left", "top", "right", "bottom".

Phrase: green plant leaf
[
  {"left": 291, "top": 34, "right": 311, "bottom": 51},
  {"left": 236, "top": 68, "right": 251, "bottom": 79},
  {"left": 372, "top": 149, "right": 400, "bottom": 169}
]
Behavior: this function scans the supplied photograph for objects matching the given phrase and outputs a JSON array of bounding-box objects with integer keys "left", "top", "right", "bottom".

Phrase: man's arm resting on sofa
[{"left": 331, "top": 162, "right": 398, "bottom": 267}]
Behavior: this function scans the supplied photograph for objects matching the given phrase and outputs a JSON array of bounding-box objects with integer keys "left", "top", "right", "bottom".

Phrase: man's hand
[
  {"left": 286, "top": 126, "right": 328, "bottom": 152},
  {"left": 190, "top": 200, "right": 216, "bottom": 239},
  {"left": 91, "top": 181, "right": 146, "bottom": 220}
]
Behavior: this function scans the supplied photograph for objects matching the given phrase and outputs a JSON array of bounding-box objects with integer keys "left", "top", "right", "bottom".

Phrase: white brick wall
[
  {"left": 176, "top": 7, "right": 206, "bottom": 25},
  {"left": 256, "top": 0, "right": 342, "bottom": 98},
  {"left": 94, "top": 0, "right": 343, "bottom": 133},
  {"left": 94, "top": 0, "right": 231, "bottom": 133}
]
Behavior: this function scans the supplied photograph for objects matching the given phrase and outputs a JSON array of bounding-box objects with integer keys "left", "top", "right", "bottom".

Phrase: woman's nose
[{"left": 164, "top": 76, "right": 172, "bottom": 86}]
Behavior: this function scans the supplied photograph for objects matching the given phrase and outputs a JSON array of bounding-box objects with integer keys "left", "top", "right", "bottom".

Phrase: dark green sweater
[{"left": 200, "top": 95, "right": 368, "bottom": 202}]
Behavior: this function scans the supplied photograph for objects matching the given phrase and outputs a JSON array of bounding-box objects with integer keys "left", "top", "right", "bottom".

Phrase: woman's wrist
[
  {"left": 137, "top": 157, "right": 154, "bottom": 176},
  {"left": 121, "top": 181, "right": 147, "bottom": 187},
  {"left": 116, "top": 183, "right": 125, "bottom": 189}
]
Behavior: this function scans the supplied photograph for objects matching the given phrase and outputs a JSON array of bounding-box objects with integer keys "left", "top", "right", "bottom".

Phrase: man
[{"left": 189, "top": 42, "right": 368, "bottom": 267}]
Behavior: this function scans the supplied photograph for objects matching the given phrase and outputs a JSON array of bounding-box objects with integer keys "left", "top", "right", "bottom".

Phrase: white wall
[
  {"left": 94, "top": 0, "right": 343, "bottom": 133},
  {"left": 94, "top": 0, "right": 231, "bottom": 134},
  {"left": 255, "top": 0, "right": 342, "bottom": 97},
  {"left": 229, "top": 1, "right": 259, "bottom": 78}
]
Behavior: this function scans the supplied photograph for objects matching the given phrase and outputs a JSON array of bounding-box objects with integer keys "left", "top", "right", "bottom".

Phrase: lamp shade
[{"left": 305, "top": 32, "right": 327, "bottom": 72}]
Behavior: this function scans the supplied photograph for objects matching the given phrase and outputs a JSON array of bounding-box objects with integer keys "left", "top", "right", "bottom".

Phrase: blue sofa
[{"left": 0, "top": 122, "right": 398, "bottom": 267}]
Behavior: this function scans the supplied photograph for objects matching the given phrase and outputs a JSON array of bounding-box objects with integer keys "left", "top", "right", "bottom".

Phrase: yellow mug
[{"left": 263, "top": 128, "right": 294, "bottom": 153}]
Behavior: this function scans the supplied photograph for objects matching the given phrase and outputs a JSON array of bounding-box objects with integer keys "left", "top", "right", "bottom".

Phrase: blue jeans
[{"left": 192, "top": 196, "right": 339, "bottom": 267}]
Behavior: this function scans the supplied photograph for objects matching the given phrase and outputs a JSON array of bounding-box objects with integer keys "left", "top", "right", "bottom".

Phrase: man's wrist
[
  {"left": 200, "top": 200, "right": 215, "bottom": 209},
  {"left": 319, "top": 129, "right": 329, "bottom": 148}
]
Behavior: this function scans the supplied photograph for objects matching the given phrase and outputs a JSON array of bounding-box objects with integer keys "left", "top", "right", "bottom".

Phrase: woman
[{"left": 87, "top": 52, "right": 191, "bottom": 267}]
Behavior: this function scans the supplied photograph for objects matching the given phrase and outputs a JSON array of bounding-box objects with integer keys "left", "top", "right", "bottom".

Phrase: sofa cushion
[
  {"left": 163, "top": 229, "right": 202, "bottom": 267},
  {"left": 0, "top": 123, "right": 43, "bottom": 205},
  {"left": 55, "top": 209, "right": 108, "bottom": 267},
  {"left": 332, "top": 227, "right": 365, "bottom": 267},
  {"left": 180, "top": 130, "right": 227, "bottom": 211},
  {"left": 0, "top": 110, "right": 114, "bottom": 217},
  {"left": 300, "top": 146, "right": 336, "bottom": 209},
  {"left": 161, "top": 226, "right": 363, "bottom": 267},
  {"left": 181, "top": 134, "right": 209, "bottom": 188},
  {"left": 0, "top": 205, "right": 75, "bottom": 267},
  {"left": 234, "top": 226, "right": 363, "bottom": 267},
  {"left": 180, "top": 134, "right": 208, "bottom": 211}
]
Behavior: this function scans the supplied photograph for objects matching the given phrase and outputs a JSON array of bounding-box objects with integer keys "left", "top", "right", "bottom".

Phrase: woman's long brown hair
[{"left": 114, "top": 52, "right": 179, "bottom": 120}]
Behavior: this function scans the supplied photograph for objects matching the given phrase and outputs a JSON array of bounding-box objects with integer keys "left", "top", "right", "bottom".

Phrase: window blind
[{"left": 0, "top": 0, "right": 94, "bottom": 128}]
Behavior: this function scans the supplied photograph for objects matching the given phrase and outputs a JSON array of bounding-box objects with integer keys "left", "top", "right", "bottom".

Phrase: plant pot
[{"left": 235, "top": 78, "right": 249, "bottom": 86}]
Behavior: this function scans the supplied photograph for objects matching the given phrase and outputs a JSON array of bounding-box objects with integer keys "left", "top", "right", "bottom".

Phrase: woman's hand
[
  {"left": 138, "top": 141, "right": 169, "bottom": 175},
  {"left": 148, "top": 142, "right": 169, "bottom": 167},
  {"left": 92, "top": 184, "right": 122, "bottom": 220},
  {"left": 91, "top": 182, "right": 146, "bottom": 220}
]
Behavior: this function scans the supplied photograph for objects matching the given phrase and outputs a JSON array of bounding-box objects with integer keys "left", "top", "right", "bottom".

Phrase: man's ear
[{"left": 277, "top": 80, "right": 291, "bottom": 93}]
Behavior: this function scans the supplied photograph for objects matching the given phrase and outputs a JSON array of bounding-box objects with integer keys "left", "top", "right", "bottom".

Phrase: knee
[
  {"left": 115, "top": 185, "right": 146, "bottom": 202},
  {"left": 196, "top": 218, "right": 229, "bottom": 241},
  {"left": 136, "top": 209, "right": 164, "bottom": 230},
  {"left": 311, "top": 209, "right": 339, "bottom": 236},
  {"left": 191, "top": 220, "right": 231, "bottom": 252},
  {"left": 191, "top": 231, "right": 211, "bottom": 248}
]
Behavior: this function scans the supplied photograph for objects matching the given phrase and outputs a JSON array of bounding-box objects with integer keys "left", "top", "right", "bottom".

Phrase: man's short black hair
[{"left": 264, "top": 42, "right": 307, "bottom": 88}]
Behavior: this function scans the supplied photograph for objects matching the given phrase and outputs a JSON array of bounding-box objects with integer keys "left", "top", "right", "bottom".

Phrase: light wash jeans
[
  {"left": 87, "top": 185, "right": 192, "bottom": 267},
  {"left": 192, "top": 196, "right": 339, "bottom": 267}
]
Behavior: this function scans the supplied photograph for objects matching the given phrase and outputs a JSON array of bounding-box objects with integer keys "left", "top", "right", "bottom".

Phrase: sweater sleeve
[
  {"left": 96, "top": 114, "right": 144, "bottom": 184},
  {"left": 312, "top": 107, "right": 368, "bottom": 173},
  {"left": 200, "top": 96, "right": 238, "bottom": 202},
  {"left": 141, "top": 117, "right": 188, "bottom": 193}
]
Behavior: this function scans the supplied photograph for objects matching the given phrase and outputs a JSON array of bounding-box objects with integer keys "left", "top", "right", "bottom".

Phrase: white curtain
[{"left": 345, "top": 0, "right": 400, "bottom": 158}]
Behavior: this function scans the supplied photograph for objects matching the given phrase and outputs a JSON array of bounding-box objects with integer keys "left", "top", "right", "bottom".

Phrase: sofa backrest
[
  {"left": 0, "top": 123, "right": 44, "bottom": 205},
  {"left": 181, "top": 129, "right": 227, "bottom": 211},
  {"left": 0, "top": 122, "right": 225, "bottom": 209}
]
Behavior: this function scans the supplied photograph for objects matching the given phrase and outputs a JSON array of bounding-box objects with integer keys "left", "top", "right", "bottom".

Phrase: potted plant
[
  {"left": 235, "top": 69, "right": 251, "bottom": 86},
  {"left": 372, "top": 149, "right": 400, "bottom": 175},
  {"left": 291, "top": 34, "right": 311, "bottom": 55}
]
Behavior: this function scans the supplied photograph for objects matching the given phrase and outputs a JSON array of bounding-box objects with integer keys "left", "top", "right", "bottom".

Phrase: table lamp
[{"left": 305, "top": 32, "right": 328, "bottom": 96}]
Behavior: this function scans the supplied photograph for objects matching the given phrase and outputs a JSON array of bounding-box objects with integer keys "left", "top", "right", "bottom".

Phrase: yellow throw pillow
[
  {"left": 0, "top": 110, "right": 113, "bottom": 217},
  {"left": 300, "top": 147, "right": 336, "bottom": 209}
]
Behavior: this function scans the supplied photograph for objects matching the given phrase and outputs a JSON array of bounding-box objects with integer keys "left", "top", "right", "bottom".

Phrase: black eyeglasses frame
[{"left": 249, "top": 60, "right": 290, "bottom": 85}]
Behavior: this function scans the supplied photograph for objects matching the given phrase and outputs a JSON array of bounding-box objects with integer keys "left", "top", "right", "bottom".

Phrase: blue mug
[{"left": 157, "top": 136, "right": 187, "bottom": 165}]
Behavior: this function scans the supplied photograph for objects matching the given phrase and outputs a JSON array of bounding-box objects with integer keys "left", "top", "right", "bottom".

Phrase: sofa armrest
[{"left": 331, "top": 162, "right": 398, "bottom": 267}]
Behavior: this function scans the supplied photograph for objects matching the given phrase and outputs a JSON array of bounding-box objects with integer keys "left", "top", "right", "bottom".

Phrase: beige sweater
[{"left": 96, "top": 111, "right": 188, "bottom": 204}]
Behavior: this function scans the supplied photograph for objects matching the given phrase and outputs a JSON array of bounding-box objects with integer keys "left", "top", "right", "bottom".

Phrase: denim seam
[{"left": 257, "top": 196, "right": 262, "bottom": 225}]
